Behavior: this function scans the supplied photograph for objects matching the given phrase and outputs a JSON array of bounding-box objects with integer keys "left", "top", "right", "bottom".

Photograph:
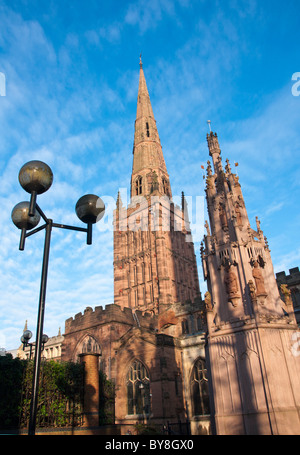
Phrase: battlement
[
  {"left": 276, "top": 266, "right": 300, "bottom": 285},
  {"left": 65, "top": 303, "right": 157, "bottom": 334}
]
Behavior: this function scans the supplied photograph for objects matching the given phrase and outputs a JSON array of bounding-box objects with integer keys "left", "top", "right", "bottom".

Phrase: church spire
[{"left": 131, "top": 59, "right": 171, "bottom": 199}]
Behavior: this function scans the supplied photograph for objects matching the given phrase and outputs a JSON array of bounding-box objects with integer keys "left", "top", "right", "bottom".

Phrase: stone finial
[{"left": 225, "top": 158, "right": 231, "bottom": 174}]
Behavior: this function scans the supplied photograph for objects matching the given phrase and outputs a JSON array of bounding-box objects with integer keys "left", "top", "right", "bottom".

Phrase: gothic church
[{"left": 61, "top": 60, "right": 300, "bottom": 435}]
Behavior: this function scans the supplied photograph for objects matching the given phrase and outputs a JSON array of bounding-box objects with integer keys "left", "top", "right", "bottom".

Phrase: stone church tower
[
  {"left": 62, "top": 60, "right": 210, "bottom": 435},
  {"left": 201, "top": 131, "right": 300, "bottom": 434},
  {"left": 113, "top": 57, "right": 201, "bottom": 328}
]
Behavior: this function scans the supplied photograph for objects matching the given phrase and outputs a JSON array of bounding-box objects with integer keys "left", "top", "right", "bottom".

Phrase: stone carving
[
  {"left": 248, "top": 280, "right": 256, "bottom": 302},
  {"left": 233, "top": 174, "right": 240, "bottom": 186},
  {"left": 234, "top": 201, "right": 243, "bottom": 226},
  {"left": 204, "top": 291, "right": 213, "bottom": 311},
  {"left": 219, "top": 204, "right": 228, "bottom": 229},
  {"left": 224, "top": 265, "right": 240, "bottom": 307},
  {"left": 206, "top": 176, "right": 214, "bottom": 191},
  {"left": 252, "top": 261, "right": 267, "bottom": 297},
  {"left": 204, "top": 220, "right": 211, "bottom": 236},
  {"left": 280, "top": 284, "right": 292, "bottom": 306}
]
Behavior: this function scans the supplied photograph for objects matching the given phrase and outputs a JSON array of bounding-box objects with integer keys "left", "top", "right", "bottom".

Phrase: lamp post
[
  {"left": 20, "top": 329, "right": 48, "bottom": 360},
  {"left": 11, "top": 160, "right": 105, "bottom": 436}
]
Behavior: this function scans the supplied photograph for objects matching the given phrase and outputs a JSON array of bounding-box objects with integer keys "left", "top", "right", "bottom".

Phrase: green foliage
[
  {"left": 0, "top": 354, "right": 27, "bottom": 428},
  {"left": 1, "top": 356, "right": 116, "bottom": 430},
  {"left": 134, "top": 423, "right": 161, "bottom": 435},
  {"left": 19, "top": 360, "right": 84, "bottom": 428},
  {"left": 99, "top": 370, "right": 115, "bottom": 425}
]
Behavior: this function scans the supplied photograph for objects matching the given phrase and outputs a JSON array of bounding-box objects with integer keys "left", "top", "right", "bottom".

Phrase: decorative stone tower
[
  {"left": 201, "top": 130, "right": 300, "bottom": 434},
  {"left": 113, "top": 58, "right": 201, "bottom": 330}
]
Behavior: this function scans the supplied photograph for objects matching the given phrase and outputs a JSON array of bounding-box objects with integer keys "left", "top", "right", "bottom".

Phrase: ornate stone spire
[
  {"left": 202, "top": 129, "right": 299, "bottom": 435},
  {"left": 131, "top": 59, "right": 171, "bottom": 199}
]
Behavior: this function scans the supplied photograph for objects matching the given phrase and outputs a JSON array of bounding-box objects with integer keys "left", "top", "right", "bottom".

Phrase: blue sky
[{"left": 0, "top": 0, "right": 299, "bottom": 350}]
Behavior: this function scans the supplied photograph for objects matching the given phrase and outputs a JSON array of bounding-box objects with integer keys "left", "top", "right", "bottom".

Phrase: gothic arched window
[
  {"left": 81, "top": 336, "right": 101, "bottom": 355},
  {"left": 135, "top": 177, "right": 143, "bottom": 195},
  {"left": 126, "top": 360, "right": 151, "bottom": 415},
  {"left": 73, "top": 334, "right": 102, "bottom": 361},
  {"left": 190, "top": 358, "right": 210, "bottom": 416}
]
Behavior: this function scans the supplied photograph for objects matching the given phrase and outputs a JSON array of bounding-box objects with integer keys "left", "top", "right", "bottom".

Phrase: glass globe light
[
  {"left": 75, "top": 194, "right": 105, "bottom": 224},
  {"left": 18, "top": 160, "right": 53, "bottom": 195},
  {"left": 42, "top": 334, "right": 49, "bottom": 345},
  {"left": 22, "top": 330, "right": 33, "bottom": 343},
  {"left": 11, "top": 202, "right": 40, "bottom": 230}
]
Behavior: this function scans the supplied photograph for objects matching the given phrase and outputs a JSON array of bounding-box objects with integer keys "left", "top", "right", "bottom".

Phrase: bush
[
  {"left": 0, "top": 354, "right": 27, "bottom": 428},
  {"left": 19, "top": 360, "right": 84, "bottom": 428}
]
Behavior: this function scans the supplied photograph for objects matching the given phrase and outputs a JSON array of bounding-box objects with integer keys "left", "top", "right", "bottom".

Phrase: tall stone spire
[
  {"left": 131, "top": 58, "right": 171, "bottom": 199},
  {"left": 113, "top": 59, "right": 201, "bottom": 318},
  {"left": 202, "top": 129, "right": 300, "bottom": 435}
]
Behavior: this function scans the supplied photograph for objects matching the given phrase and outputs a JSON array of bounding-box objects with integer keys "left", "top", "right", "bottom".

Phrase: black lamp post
[{"left": 11, "top": 160, "right": 105, "bottom": 435}]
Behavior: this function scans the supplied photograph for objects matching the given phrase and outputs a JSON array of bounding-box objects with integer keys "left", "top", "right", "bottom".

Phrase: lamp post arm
[
  {"left": 25, "top": 223, "right": 47, "bottom": 238},
  {"left": 35, "top": 203, "right": 49, "bottom": 224},
  {"left": 52, "top": 222, "right": 87, "bottom": 233}
]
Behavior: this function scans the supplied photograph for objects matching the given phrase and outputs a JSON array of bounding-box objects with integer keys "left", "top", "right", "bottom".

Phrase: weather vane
[{"left": 207, "top": 120, "right": 212, "bottom": 132}]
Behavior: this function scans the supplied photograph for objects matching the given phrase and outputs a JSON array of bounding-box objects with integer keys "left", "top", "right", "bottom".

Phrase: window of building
[
  {"left": 135, "top": 177, "right": 143, "bottom": 195},
  {"left": 80, "top": 336, "right": 101, "bottom": 355},
  {"left": 190, "top": 358, "right": 210, "bottom": 416},
  {"left": 134, "top": 265, "right": 137, "bottom": 285},
  {"left": 196, "top": 316, "right": 203, "bottom": 332},
  {"left": 181, "top": 319, "right": 189, "bottom": 334},
  {"left": 146, "top": 122, "right": 150, "bottom": 137},
  {"left": 126, "top": 360, "right": 151, "bottom": 415},
  {"left": 162, "top": 177, "right": 169, "bottom": 195}
]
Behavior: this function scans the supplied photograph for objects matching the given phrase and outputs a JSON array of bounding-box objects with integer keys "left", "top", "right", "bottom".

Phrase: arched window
[
  {"left": 73, "top": 334, "right": 102, "bottom": 361},
  {"left": 190, "top": 358, "right": 210, "bottom": 416},
  {"left": 181, "top": 319, "right": 189, "bottom": 334},
  {"left": 81, "top": 335, "right": 101, "bottom": 355},
  {"left": 126, "top": 360, "right": 151, "bottom": 415},
  {"left": 135, "top": 177, "right": 143, "bottom": 195},
  {"left": 162, "top": 177, "right": 169, "bottom": 195}
]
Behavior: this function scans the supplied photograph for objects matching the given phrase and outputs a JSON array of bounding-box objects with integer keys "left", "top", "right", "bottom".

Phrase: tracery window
[
  {"left": 81, "top": 336, "right": 101, "bottom": 355},
  {"left": 190, "top": 358, "right": 210, "bottom": 416},
  {"left": 126, "top": 360, "right": 151, "bottom": 415}
]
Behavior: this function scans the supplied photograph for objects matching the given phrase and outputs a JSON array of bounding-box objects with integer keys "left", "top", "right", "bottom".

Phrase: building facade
[{"left": 60, "top": 61, "right": 300, "bottom": 435}]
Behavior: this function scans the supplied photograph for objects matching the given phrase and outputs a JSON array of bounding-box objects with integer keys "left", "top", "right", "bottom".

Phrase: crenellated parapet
[{"left": 65, "top": 303, "right": 157, "bottom": 334}]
